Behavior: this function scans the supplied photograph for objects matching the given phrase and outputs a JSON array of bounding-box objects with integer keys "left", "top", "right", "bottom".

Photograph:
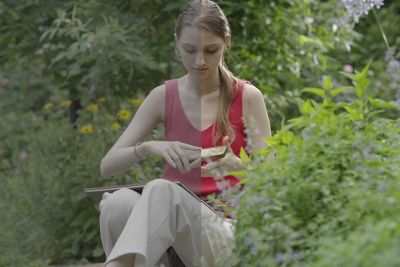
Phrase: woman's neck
[{"left": 185, "top": 72, "right": 220, "bottom": 96}]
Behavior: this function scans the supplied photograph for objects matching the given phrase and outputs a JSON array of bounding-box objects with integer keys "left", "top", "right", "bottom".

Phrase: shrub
[
  {"left": 0, "top": 96, "right": 163, "bottom": 265},
  {"left": 230, "top": 64, "right": 400, "bottom": 266}
]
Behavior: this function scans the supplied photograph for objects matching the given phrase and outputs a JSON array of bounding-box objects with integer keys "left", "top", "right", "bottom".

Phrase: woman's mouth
[{"left": 193, "top": 68, "right": 208, "bottom": 72}]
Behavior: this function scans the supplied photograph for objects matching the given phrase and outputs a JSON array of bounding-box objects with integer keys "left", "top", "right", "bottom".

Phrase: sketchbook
[{"left": 84, "top": 180, "right": 217, "bottom": 214}]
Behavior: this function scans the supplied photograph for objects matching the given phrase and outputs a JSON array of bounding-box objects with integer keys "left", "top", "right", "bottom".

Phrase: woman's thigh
[{"left": 171, "top": 183, "right": 235, "bottom": 266}]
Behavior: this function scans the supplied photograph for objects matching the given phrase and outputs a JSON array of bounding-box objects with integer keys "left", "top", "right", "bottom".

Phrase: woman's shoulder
[
  {"left": 140, "top": 82, "right": 167, "bottom": 122},
  {"left": 241, "top": 80, "right": 263, "bottom": 102},
  {"left": 146, "top": 82, "right": 168, "bottom": 104},
  {"left": 150, "top": 82, "right": 166, "bottom": 95},
  {"left": 241, "top": 80, "right": 265, "bottom": 117},
  {"left": 149, "top": 79, "right": 179, "bottom": 96},
  {"left": 146, "top": 77, "right": 184, "bottom": 102}
]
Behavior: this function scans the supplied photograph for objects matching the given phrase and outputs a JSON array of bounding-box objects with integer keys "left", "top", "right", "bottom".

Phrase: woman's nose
[{"left": 195, "top": 52, "right": 205, "bottom": 66}]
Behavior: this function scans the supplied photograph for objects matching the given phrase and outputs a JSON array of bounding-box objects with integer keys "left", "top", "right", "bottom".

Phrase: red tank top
[{"left": 161, "top": 78, "right": 250, "bottom": 196}]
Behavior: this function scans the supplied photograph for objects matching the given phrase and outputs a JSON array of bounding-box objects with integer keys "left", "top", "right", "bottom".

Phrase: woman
[{"left": 99, "top": 0, "right": 271, "bottom": 266}]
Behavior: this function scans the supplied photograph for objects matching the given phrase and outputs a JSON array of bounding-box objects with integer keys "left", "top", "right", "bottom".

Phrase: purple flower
[{"left": 341, "top": 0, "right": 385, "bottom": 23}]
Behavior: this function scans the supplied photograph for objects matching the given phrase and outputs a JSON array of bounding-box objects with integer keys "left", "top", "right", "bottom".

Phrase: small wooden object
[{"left": 201, "top": 146, "right": 228, "bottom": 161}]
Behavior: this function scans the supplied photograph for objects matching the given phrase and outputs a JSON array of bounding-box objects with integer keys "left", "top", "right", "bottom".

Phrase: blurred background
[{"left": 0, "top": 0, "right": 399, "bottom": 266}]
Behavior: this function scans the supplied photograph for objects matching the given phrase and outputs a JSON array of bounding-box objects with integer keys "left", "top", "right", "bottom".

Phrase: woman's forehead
[{"left": 179, "top": 26, "right": 224, "bottom": 47}]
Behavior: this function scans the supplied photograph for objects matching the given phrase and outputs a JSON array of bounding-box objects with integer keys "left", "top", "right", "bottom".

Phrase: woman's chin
[{"left": 189, "top": 71, "right": 208, "bottom": 80}]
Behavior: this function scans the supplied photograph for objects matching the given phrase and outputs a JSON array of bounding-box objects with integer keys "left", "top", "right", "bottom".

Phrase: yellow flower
[
  {"left": 129, "top": 98, "right": 143, "bottom": 107},
  {"left": 61, "top": 100, "right": 72, "bottom": 107},
  {"left": 117, "top": 109, "right": 132, "bottom": 121},
  {"left": 44, "top": 102, "right": 54, "bottom": 109},
  {"left": 97, "top": 97, "right": 106, "bottom": 103},
  {"left": 112, "top": 122, "right": 121, "bottom": 130},
  {"left": 79, "top": 124, "right": 93, "bottom": 134},
  {"left": 87, "top": 103, "right": 99, "bottom": 113}
]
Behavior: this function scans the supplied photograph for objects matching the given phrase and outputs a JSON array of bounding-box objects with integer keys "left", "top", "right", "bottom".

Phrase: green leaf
[
  {"left": 298, "top": 99, "right": 314, "bottom": 115},
  {"left": 339, "top": 71, "right": 356, "bottom": 80},
  {"left": 282, "top": 131, "right": 294, "bottom": 144},
  {"left": 331, "top": 87, "right": 353, "bottom": 98},
  {"left": 302, "top": 88, "right": 325, "bottom": 98},
  {"left": 357, "top": 60, "right": 372, "bottom": 82},
  {"left": 6, "top": 6, "right": 21, "bottom": 21},
  {"left": 238, "top": 178, "right": 248, "bottom": 185},
  {"left": 228, "top": 170, "right": 247, "bottom": 177},
  {"left": 344, "top": 106, "right": 364, "bottom": 121},
  {"left": 240, "top": 147, "right": 250, "bottom": 165},
  {"left": 353, "top": 61, "right": 372, "bottom": 98},
  {"left": 323, "top": 76, "right": 333, "bottom": 91},
  {"left": 368, "top": 97, "right": 400, "bottom": 110},
  {"left": 355, "top": 79, "right": 370, "bottom": 98}
]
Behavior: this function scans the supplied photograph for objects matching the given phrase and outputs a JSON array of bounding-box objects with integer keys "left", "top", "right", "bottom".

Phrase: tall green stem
[{"left": 372, "top": 9, "right": 390, "bottom": 49}]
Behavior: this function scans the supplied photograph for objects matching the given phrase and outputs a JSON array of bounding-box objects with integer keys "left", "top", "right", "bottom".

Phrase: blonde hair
[{"left": 175, "top": 0, "right": 238, "bottom": 146}]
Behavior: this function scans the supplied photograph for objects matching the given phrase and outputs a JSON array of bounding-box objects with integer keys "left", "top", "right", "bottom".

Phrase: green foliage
[
  {"left": 231, "top": 64, "right": 400, "bottom": 266},
  {"left": 331, "top": 1, "right": 400, "bottom": 102},
  {"left": 0, "top": 0, "right": 399, "bottom": 265},
  {"left": 0, "top": 97, "right": 163, "bottom": 265},
  {"left": 0, "top": 0, "right": 185, "bottom": 116},
  {"left": 221, "top": 0, "right": 358, "bottom": 129},
  {"left": 310, "top": 219, "right": 400, "bottom": 267},
  {"left": 0, "top": 0, "right": 360, "bottom": 130}
]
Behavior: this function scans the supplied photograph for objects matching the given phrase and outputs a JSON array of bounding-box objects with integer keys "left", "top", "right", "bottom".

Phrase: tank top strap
[{"left": 164, "top": 79, "right": 180, "bottom": 129}]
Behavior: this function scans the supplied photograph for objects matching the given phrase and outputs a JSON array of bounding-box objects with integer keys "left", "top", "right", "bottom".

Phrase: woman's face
[{"left": 176, "top": 26, "right": 230, "bottom": 80}]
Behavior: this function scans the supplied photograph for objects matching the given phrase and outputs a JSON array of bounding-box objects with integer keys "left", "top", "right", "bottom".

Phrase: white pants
[{"left": 99, "top": 179, "right": 235, "bottom": 267}]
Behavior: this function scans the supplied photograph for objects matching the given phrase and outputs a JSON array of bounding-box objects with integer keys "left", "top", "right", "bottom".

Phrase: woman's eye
[{"left": 184, "top": 49, "right": 218, "bottom": 54}]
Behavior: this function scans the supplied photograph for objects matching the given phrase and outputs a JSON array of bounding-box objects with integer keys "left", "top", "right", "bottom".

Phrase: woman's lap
[{"left": 99, "top": 179, "right": 234, "bottom": 266}]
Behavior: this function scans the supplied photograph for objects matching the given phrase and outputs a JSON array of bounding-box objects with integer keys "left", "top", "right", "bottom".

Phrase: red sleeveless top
[{"left": 161, "top": 79, "right": 250, "bottom": 196}]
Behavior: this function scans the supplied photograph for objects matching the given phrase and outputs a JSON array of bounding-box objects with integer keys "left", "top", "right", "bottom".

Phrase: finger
[
  {"left": 222, "top": 135, "right": 229, "bottom": 145},
  {"left": 163, "top": 152, "right": 177, "bottom": 169},
  {"left": 185, "top": 149, "right": 201, "bottom": 161},
  {"left": 205, "top": 161, "right": 220, "bottom": 170},
  {"left": 222, "top": 136, "right": 233, "bottom": 152},
  {"left": 168, "top": 149, "right": 185, "bottom": 173},
  {"left": 177, "top": 142, "right": 202, "bottom": 150},
  {"left": 190, "top": 157, "right": 201, "bottom": 169},
  {"left": 175, "top": 146, "right": 191, "bottom": 172}
]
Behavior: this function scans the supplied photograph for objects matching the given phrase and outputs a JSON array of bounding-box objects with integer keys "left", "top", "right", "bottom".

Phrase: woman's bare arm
[
  {"left": 243, "top": 83, "right": 272, "bottom": 155},
  {"left": 100, "top": 84, "right": 165, "bottom": 177}
]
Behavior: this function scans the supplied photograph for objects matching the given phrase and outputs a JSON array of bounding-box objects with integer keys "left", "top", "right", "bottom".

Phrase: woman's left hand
[{"left": 201, "top": 136, "right": 246, "bottom": 178}]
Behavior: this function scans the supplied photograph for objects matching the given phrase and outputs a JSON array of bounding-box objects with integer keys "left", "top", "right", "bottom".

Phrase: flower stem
[{"left": 372, "top": 9, "right": 390, "bottom": 50}]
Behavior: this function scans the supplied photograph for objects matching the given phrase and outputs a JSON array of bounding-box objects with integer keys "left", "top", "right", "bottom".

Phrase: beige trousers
[{"left": 99, "top": 179, "right": 235, "bottom": 267}]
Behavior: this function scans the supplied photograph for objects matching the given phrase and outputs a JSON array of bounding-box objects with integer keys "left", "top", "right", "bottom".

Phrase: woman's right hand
[{"left": 147, "top": 141, "right": 201, "bottom": 173}]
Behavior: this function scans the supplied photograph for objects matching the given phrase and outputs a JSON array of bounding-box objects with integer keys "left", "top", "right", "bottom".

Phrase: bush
[
  {"left": 0, "top": 96, "right": 163, "bottom": 265},
  {"left": 230, "top": 64, "right": 400, "bottom": 266}
]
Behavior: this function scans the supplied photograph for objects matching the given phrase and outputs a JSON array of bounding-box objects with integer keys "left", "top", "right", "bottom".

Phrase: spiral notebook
[{"left": 84, "top": 180, "right": 217, "bottom": 214}]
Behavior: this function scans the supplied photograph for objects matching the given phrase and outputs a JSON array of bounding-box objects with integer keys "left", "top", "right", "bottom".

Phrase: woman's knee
[
  {"left": 145, "top": 178, "right": 174, "bottom": 189},
  {"left": 144, "top": 179, "right": 175, "bottom": 194},
  {"left": 99, "top": 188, "right": 141, "bottom": 218}
]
